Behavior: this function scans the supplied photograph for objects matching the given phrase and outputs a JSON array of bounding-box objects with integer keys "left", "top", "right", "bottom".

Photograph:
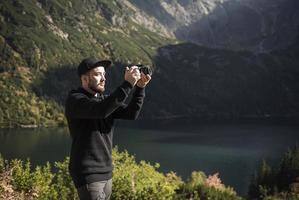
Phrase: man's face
[{"left": 85, "top": 66, "right": 106, "bottom": 93}]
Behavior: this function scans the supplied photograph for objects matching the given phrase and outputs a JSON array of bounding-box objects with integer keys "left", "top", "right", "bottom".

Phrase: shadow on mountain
[
  {"left": 148, "top": 41, "right": 299, "bottom": 123},
  {"left": 32, "top": 62, "right": 133, "bottom": 106},
  {"left": 174, "top": 0, "right": 299, "bottom": 52},
  {"left": 32, "top": 65, "right": 80, "bottom": 105},
  {"left": 34, "top": 40, "right": 299, "bottom": 123},
  {"left": 178, "top": 0, "right": 299, "bottom": 52},
  {"left": 129, "top": 0, "right": 299, "bottom": 52}
]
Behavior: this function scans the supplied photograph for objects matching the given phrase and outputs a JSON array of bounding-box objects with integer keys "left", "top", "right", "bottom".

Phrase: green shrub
[
  {"left": 0, "top": 154, "right": 4, "bottom": 173},
  {"left": 53, "top": 158, "right": 78, "bottom": 200},
  {"left": 262, "top": 192, "right": 299, "bottom": 200},
  {"left": 31, "top": 163, "right": 57, "bottom": 200},
  {"left": 176, "top": 171, "right": 242, "bottom": 200},
  {"left": 0, "top": 148, "right": 244, "bottom": 199},
  {"left": 112, "top": 147, "right": 182, "bottom": 200},
  {"left": 11, "top": 159, "right": 34, "bottom": 192},
  {"left": 9, "top": 159, "right": 56, "bottom": 199},
  {"left": 248, "top": 145, "right": 299, "bottom": 200}
]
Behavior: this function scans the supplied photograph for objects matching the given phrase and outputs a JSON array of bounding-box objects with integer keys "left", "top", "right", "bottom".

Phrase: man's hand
[
  {"left": 137, "top": 72, "right": 151, "bottom": 88},
  {"left": 125, "top": 66, "right": 141, "bottom": 87}
]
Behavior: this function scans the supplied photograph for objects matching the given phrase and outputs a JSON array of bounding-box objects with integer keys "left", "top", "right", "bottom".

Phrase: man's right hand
[{"left": 125, "top": 66, "right": 141, "bottom": 87}]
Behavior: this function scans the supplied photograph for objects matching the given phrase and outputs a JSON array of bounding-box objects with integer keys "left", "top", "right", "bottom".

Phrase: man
[{"left": 65, "top": 57, "right": 151, "bottom": 200}]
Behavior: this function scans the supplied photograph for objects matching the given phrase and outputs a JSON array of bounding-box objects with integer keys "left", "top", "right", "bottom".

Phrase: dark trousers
[{"left": 77, "top": 179, "right": 112, "bottom": 200}]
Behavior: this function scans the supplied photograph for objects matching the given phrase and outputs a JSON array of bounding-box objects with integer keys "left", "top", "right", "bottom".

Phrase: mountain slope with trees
[{"left": 0, "top": 0, "right": 299, "bottom": 127}]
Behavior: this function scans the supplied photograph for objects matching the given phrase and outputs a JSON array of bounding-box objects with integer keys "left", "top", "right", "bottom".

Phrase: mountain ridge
[{"left": 128, "top": 0, "right": 299, "bottom": 52}]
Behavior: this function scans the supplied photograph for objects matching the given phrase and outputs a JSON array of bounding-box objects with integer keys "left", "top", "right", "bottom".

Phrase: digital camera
[{"left": 130, "top": 64, "right": 153, "bottom": 76}]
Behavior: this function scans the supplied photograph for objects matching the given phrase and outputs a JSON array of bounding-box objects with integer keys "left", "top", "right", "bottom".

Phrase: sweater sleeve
[
  {"left": 65, "top": 81, "right": 133, "bottom": 119},
  {"left": 111, "top": 86, "right": 145, "bottom": 120}
]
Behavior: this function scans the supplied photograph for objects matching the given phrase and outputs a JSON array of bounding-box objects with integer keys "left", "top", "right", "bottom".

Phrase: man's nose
[{"left": 102, "top": 76, "right": 106, "bottom": 81}]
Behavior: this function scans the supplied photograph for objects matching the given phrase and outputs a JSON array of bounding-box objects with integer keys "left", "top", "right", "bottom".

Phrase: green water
[{"left": 0, "top": 122, "right": 298, "bottom": 196}]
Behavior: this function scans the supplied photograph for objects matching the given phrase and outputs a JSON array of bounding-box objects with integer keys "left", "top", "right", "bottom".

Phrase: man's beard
[{"left": 88, "top": 81, "right": 105, "bottom": 93}]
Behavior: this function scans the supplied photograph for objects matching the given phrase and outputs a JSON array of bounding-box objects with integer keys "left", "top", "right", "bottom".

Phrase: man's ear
[{"left": 81, "top": 74, "right": 89, "bottom": 84}]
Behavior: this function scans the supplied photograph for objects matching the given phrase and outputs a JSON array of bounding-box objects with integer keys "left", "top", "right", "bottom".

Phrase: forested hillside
[{"left": 1, "top": 0, "right": 299, "bottom": 127}]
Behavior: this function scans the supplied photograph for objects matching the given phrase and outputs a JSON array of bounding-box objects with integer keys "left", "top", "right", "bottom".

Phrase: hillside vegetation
[
  {"left": 0, "top": 0, "right": 175, "bottom": 127},
  {"left": 1, "top": 0, "right": 299, "bottom": 127}
]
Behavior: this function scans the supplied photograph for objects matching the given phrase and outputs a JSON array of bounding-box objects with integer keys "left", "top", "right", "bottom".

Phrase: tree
[{"left": 278, "top": 144, "right": 299, "bottom": 190}]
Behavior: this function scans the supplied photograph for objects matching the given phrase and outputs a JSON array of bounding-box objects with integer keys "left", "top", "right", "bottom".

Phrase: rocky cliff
[{"left": 128, "top": 0, "right": 299, "bottom": 52}]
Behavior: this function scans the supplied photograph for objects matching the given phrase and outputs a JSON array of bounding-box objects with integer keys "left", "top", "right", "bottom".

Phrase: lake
[{"left": 0, "top": 122, "right": 298, "bottom": 196}]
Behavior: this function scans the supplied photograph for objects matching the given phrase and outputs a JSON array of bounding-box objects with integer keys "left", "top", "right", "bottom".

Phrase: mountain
[
  {"left": 0, "top": 0, "right": 298, "bottom": 128},
  {"left": 0, "top": 0, "right": 176, "bottom": 127},
  {"left": 148, "top": 41, "right": 299, "bottom": 121},
  {"left": 128, "top": 0, "right": 299, "bottom": 52}
]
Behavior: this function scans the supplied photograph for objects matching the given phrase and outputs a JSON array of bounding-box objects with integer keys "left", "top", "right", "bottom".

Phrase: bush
[
  {"left": 176, "top": 171, "right": 242, "bottom": 200},
  {"left": 112, "top": 147, "right": 182, "bottom": 200},
  {"left": 0, "top": 154, "right": 4, "bottom": 173},
  {"left": 0, "top": 156, "right": 74, "bottom": 200},
  {"left": 248, "top": 145, "right": 299, "bottom": 200},
  {"left": 52, "top": 158, "right": 78, "bottom": 200},
  {"left": 0, "top": 158, "right": 56, "bottom": 199},
  {"left": 0, "top": 149, "right": 243, "bottom": 200},
  {"left": 262, "top": 192, "right": 299, "bottom": 200}
]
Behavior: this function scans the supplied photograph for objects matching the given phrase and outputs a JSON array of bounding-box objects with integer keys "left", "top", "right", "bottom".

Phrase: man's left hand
[{"left": 137, "top": 73, "right": 151, "bottom": 88}]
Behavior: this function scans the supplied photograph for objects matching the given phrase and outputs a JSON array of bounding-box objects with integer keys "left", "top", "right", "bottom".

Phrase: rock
[{"left": 127, "top": 0, "right": 299, "bottom": 52}]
